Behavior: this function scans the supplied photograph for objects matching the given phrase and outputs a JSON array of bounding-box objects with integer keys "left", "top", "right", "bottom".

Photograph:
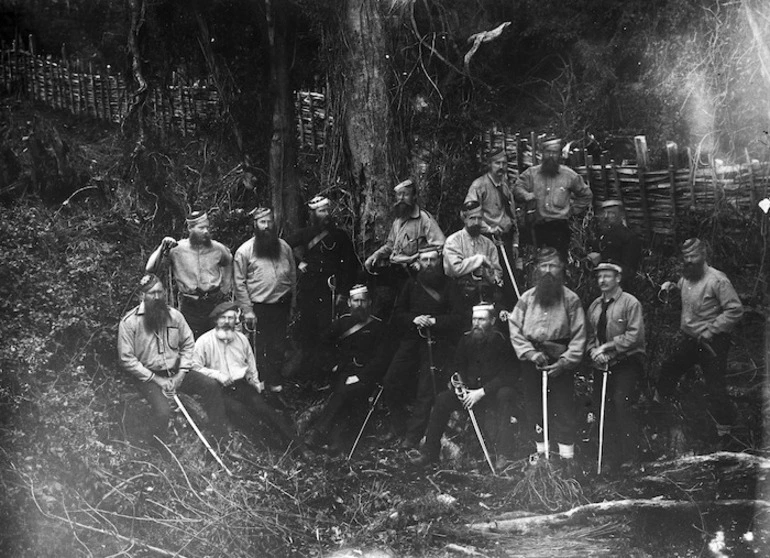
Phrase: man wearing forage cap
[
  {"left": 411, "top": 302, "right": 519, "bottom": 469},
  {"left": 118, "top": 274, "right": 229, "bottom": 449},
  {"left": 508, "top": 247, "right": 586, "bottom": 466},
  {"left": 464, "top": 147, "right": 520, "bottom": 305},
  {"left": 363, "top": 180, "right": 445, "bottom": 305},
  {"left": 286, "top": 195, "right": 359, "bottom": 381},
  {"left": 514, "top": 137, "right": 593, "bottom": 261},
  {"left": 586, "top": 261, "right": 646, "bottom": 470},
  {"left": 587, "top": 200, "right": 642, "bottom": 293},
  {"left": 233, "top": 207, "right": 297, "bottom": 393},
  {"left": 655, "top": 238, "right": 743, "bottom": 440},
  {"left": 146, "top": 210, "right": 233, "bottom": 338}
]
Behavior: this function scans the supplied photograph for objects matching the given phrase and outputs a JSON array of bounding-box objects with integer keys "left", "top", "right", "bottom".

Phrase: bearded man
[
  {"left": 118, "top": 274, "right": 229, "bottom": 448},
  {"left": 513, "top": 138, "right": 593, "bottom": 261},
  {"left": 287, "top": 196, "right": 359, "bottom": 381},
  {"left": 146, "top": 211, "right": 233, "bottom": 338},
  {"left": 508, "top": 248, "right": 586, "bottom": 463},
  {"left": 656, "top": 238, "right": 743, "bottom": 437},
  {"left": 381, "top": 246, "right": 462, "bottom": 449},
  {"left": 193, "top": 302, "right": 311, "bottom": 458},
  {"left": 411, "top": 303, "right": 518, "bottom": 469},
  {"left": 443, "top": 200, "right": 503, "bottom": 319},
  {"left": 233, "top": 207, "right": 297, "bottom": 393}
]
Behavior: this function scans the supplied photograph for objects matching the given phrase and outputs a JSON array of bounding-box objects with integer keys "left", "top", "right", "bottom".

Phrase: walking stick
[
  {"left": 172, "top": 393, "right": 233, "bottom": 477},
  {"left": 327, "top": 274, "right": 337, "bottom": 321},
  {"left": 451, "top": 373, "right": 496, "bottom": 475},
  {"left": 541, "top": 368, "right": 550, "bottom": 460},
  {"left": 348, "top": 384, "right": 384, "bottom": 460},
  {"left": 418, "top": 326, "right": 438, "bottom": 396},
  {"left": 498, "top": 244, "right": 522, "bottom": 299},
  {"left": 597, "top": 364, "right": 609, "bottom": 475}
]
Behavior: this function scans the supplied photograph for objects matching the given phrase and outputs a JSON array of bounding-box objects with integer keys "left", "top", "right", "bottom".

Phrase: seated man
[
  {"left": 412, "top": 303, "right": 519, "bottom": 469},
  {"left": 304, "top": 285, "right": 392, "bottom": 453},
  {"left": 117, "top": 274, "right": 229, "bottom": 449},
  {"left": 193, "top": 302, "right": 311, "bottom": 458}
]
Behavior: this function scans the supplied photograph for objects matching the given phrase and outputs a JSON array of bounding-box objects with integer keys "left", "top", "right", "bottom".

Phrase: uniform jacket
[{"left": 453, "top": 329, "right": 517, "bottom": 396}]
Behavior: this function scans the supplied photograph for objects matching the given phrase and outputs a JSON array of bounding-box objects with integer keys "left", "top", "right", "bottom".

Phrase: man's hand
[
  {"left": 543, "top": 360, "right": 564, "bottom": 377},
  {"left": 244, "top": 314, "right": 257, "bottom": 331},
  {"left": 462, "top": 388, "right": 485, "bottom": 409},
  {"left": 364, "top": 254, "right": 379, "bottom": 273},
  {"left": 529, "top": 351, "right": 549, "bottom": 368},
  {"left": 298, "top": 261, "right": 309, "bottom": 274},
  {"left": 511, "top": 244, "right": 519, "bottom": 261},
  {"left": 161, "top": 236, "right": 178, "bottom": 251},
  {"left": 247, "top": 376, "right": 264, "bottom": 393},
  {"left": 153, "top": 375, "right": 174, "bottom": 393},
  {"left": 699, "top": 329, "right": 714, "bottom": 342},
  {"left": 168, "top": 370, "right": 186, "bottom": 392},
  {"left": 592, "top": 351, "right": 609, "bottom": 365},
  {"left": 413, "top": 315, "right": 436, "bottom": 329}
]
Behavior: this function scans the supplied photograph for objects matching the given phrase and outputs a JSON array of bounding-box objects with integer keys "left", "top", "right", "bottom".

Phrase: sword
[
  {"left": 597, "top": 363, "right": 609, "bottom": 474},
  {"left": 327, "top": 274, "right": 337, "bottom": 321},
  {"left": 498, "top": 243, "right": 522, "bottom": 299},
  {"left": 173, "top": 393, "right": 233, "bottom": 477},
  {"left": 451, "top": 373, "right": 495, "bottom": 475},
  {"left": 418, "top": 326, "right": 438, "bottom": 396},
  {"left": 347, "top": 384, "right": 384, "bottom": 460},
  {"left": 541, "top": 368, "right": 550, "bottom": 460}
]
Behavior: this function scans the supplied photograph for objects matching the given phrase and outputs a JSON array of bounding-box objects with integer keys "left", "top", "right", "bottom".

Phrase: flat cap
[{"left": 209, "top": 301, "right": 239, "bottom": 319}]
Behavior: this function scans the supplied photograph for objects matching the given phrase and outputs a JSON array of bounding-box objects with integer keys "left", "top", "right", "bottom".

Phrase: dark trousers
[
  {"left": 591, "top": 356, "right": 642, "bottom": 464},
  {"left": 533, "top": 220, "right": 571, "bottom": 262},
  {"left": 179, "top": 293, "right": 226, "bottom": 339},
  {"left": 222, "top": 380, "right": 297, "bottom": 444},
  {"left": 383, "top": 337, "right": 450, "bottom": 442},
  {"left": 252, "top": 298, "right": 291, "bottom": 386},
  {"left": 313, "top": 370, "right": 376, "bottom": 437},
  {"left": 135, "top": 370, "right": 229, "bottom": 444},
  {"left": 423, "top": 386, "right": 516, "bottom": 459},
  {"left": 657, "top": 333, "right": 736, "bottom": 425},
  {"left": 520, "top": 361, "right": 575, "bottom": 447}
]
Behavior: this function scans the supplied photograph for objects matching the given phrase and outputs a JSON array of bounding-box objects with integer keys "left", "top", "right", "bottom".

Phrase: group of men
[{"left": 118, "top": 137, "right": 744, "bottom": 475}]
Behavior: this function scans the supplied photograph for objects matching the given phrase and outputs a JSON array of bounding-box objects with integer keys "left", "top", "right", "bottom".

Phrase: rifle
[{"left": 450, "top": 373, "right": 496, "bottom": 475}]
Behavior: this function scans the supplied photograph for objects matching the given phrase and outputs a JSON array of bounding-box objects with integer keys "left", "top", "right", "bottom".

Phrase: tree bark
[
  {"left": 340, "top": 0, "right": 401, "bottom": 250},
  {"left": 125, "top": 0, "right": 148, "bottom": 153},
  {"left": 265, "top": 0, "right": 300, "bottom": 232}
]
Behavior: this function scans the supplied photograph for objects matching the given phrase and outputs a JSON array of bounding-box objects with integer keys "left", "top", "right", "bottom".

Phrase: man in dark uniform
[
  {"left": 411, "top": 303, "right": 519, "bottom": 469},
  {"left": 381, "top": 245, "right": 463, "bottom": 449},
  {"left": 287, "top": 195, "right": 359, "bottom": 381},
  {"left": 304, "top": 285, "right": 392, "bottom": 453},
  {"left": 588, "top": 200, "right": 642, "bottom": 293}
]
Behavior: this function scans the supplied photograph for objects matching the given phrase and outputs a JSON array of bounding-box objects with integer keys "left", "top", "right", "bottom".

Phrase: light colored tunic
[
  {"left": 370, "top": 205, "right": 445, "bottom": 263},
  {"left": 193, "top": 329, "right": 259, "bottom": 385},
  {"left": 678, "top": 265, "right": 743, "bottom": 338},
  {"left": 587, "top": 289, "right": 646, "bottom": 358},
  {"left": 514, "top": 165, "right": 593, "bottom": 222},
  {"left": 443, "top": 228, "right": 502, "bottom": 283},
  {"left": 167, "top": 239, "right": 232, "bottom": 295},
  {"left": 233, "top": 238, "right": 296, "bottom": 314}
]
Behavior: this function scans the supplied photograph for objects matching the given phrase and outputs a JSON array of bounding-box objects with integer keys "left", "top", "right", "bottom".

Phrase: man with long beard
[
  {"left": 655, "top": 238, "right": 743, "bottom": 440},
  {"left": 411, "top": 303, "right": 518, "bottom": 469},
  {"left": 381, "top": 246, "right": 462, "bottom": 449},
  {"left": 508, "top": 248, "right": 586, "bottom": 465},
  {"left": 514, "top": 138, "right": 593, "bottom": 261},
  {"left": 146, "top": 211, "right": 233, "bottom": 338},
  {"left": 233, "top": 207, "right": 297, "bottom": 393},
  {"left": 193, "top": 302, "right": 311, "bottom": 459},
  {"left": 287, "top": 196, "right": 359, "bottom": 383},
  {"left": 443, "top": 200, "right": 503, "bottom": 320},
  {"left": 118, "top": 274, "right": 229, "bottom": 449}
]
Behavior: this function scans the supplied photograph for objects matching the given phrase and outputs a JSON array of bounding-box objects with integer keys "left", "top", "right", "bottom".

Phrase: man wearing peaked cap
[
  {"left": 286, "top": 195, "right": 359, "bottom": 383},
  {"left": 233, "top": 207, "right": 297, "bottom": 393},
  {"left": 412, "top": 302, "right": 519, "bottom": 469},
  {"left": 655, "top": 238, "right": 743, "bottom": 443},
  {"left": 588, "top": 200, "right": 642, "bottom": 293},
  {"left": 585, "top": 260, "right": 646, "bottom": 470},
  {"left": 514, "top": 137, "right": 593, "bottom": 261},
  {"left": 145, "top": 210, "right": 233, "bottom": 339}
]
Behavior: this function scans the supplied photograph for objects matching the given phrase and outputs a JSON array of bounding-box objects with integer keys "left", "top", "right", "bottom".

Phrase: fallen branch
[
  {"left": 647, "top": 451, "right": 770, "bottom": 470},
  {"left": 467, "top": 498, "right": 770, "bottom": 535}
]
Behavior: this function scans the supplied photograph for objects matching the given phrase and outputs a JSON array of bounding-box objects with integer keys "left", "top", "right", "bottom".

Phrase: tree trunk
[
  {"left": 125, "top": 0, "right": 148, "bottom": 154},
  {"left": 265, "top": 0, "right": 300, "bottom": 232},
  {"left": 340, "top": 0, "right": 401, "bottom": 250}
]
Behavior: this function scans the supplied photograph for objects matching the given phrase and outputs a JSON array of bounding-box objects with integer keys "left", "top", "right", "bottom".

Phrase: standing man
[
  {"left": 508, "top": 248, "right": 586, "bottom": 464},
  {"left": 465, "top": 147, "right": 520, "bottom": 305},
  {"left": 233, "top": 207, "right": 297, "bottom": 393},
  {"left": 514, "top": 138, "right": 593, "bottom": 261},
  {"left": 286, "top": 195, "right": 359, "bottom": 381},
  {"left": 443, "top": 200, "right": 503, "bottom": 320},
  {"left": 118, "top": 274, "right": 230, "bottom": 449},
  {"left": 193, "top": 302, "right": 311, "bottom": 458},
  {"left": 412, "top": 303, "right": 519, "bottom": 469},
  {"left": 588, "top": 200, "right": 642, "bottom": 293},
  {"left": 381, "top": 246, "right": 462, "bottom": 448},
  {"left": 363, "top": 179, "right": 445, "bottom": 314},
  {"left": 586, "top": 261, "right": 646, "bottom": 470},
  {"left": 146, "top": 210, "right": 233, "bottom": 338},
  {"left": 656, "top": 238, "right": 743, "bottom": 437}
]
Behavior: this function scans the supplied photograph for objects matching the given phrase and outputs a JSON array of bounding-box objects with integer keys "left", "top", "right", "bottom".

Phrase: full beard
[
  {"left": 143, "top": 299, "right": 171, "bottom": 333},
  {"left": 215, "top": 325, "right": 235, "bottom": 342},
  {"left": 350, "top": 306, "right": 370, "bottom": 323},
  {"left": 467, "top": 224, "right": 482, "bottom": 237},
  {"left": 418, "top": 266, "right": 445, "bottom": 290},
  {"left": 393, "top": 202, "right": 413, "bottom": 220},
  {"left": 189, "top": 233, "right": 212, "bottom": 248},
  {"left": 253, "top": 229, "right": 281, "bottom": 259},
  {"left": 469, "top": 326, "right": 493, "bottom": 343},
  {"left": 541, "top": 158, "right": 560, "bottom": 177},
  {"left": 682, "top": 262, "right": 705, "bottom": 281},
  {"left": 309, "top": 214, "right": 332, "bottom": 231},
  {"left": 534, "top": 272, "right": 564, "bottom": 308}
]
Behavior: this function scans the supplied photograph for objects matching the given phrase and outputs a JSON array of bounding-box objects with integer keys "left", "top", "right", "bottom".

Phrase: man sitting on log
[
  {"left": 586, "top": 261, "right": 646, "bottom": 471},
  {"left": 411, "top": 303, "right": 518, "bottom": 470},
  {"left": 655, "top": 238, "right": 743, "bottom": 442},
  {"left": 192, "top": 301, "right": 311, "bottom": 459},
  {"left": 145, "top": 210, "right": 233, "bottom": 339},
  {"left": 508, "top": 248, "right": 587, "bottom": 467}
]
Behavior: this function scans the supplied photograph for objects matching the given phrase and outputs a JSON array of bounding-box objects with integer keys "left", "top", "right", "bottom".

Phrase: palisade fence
[{"left": 3, "top": 37, "right": 769, "bottom": 244}]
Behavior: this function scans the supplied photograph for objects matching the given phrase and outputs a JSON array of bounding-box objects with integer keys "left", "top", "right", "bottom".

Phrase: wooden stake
[
  {"left": 745, "top": 148, "right": 757, "bottom": 209},
  {"left": 666, "top": 141, "right": 679, "bottom": 244},
  {"left": 600, "top": 153, "right": 609, "bottom": 199},
  {"left": 686, "top": 147, "right": 696, "bottom": 207},
  {"left": 634, "top": 135, "right": 652, "bottom": 241}
]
